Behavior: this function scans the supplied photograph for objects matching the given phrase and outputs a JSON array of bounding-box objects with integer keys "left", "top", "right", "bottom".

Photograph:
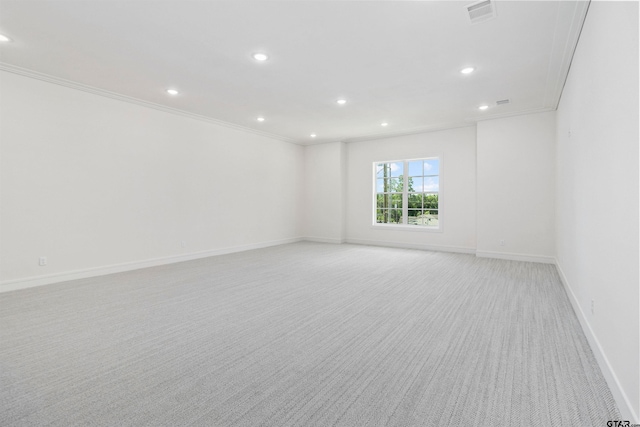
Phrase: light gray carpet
[{"left": 0, "top": 242, "right": 620, "bottom": 426}]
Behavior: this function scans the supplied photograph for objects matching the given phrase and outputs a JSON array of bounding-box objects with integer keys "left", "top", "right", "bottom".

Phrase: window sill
[{"left": 370, "top": 224, "right": 443, "bottom": 233}]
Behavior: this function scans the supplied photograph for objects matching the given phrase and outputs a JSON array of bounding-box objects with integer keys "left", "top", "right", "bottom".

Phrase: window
[{"left": 374, "top": 158, "right": 440, "bottom": 228}]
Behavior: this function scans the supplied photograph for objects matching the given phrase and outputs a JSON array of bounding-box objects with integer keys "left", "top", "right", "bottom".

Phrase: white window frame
[{"left": 371, "top": 156, "right": 443, "bottom": 232}]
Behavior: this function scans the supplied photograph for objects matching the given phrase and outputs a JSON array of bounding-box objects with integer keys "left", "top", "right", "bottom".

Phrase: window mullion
[{"left": 403, "top": 161, "right": 408, "bottom": 224}]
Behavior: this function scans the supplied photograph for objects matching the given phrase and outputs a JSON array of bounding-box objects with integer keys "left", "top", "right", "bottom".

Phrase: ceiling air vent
[
  {"left": 466, "top": 0, "right": 496, "bottom": 24},
  {"left": 496, "top": 99, "right": 510, "bottom": 106}
]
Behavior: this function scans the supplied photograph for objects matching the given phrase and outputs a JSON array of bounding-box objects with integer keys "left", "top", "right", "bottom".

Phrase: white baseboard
[
  {"left": 303, "top": 236, "right": 345, "bottom": 244},
  {"left": 476, "top": 250, "right": 555, "bottom": 264},
  {"left": 555, "top": 260, "right": 639, "bottom": 423},
  {"left": 345, "top": 238, "right": 476, "bottom": 254},
  {"left": 0, "top": 237, "right": 304, "bottom": 293}
]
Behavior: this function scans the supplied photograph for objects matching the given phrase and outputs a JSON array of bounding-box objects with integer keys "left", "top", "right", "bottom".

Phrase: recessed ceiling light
[
  {"left": 166, "top": 89, "right": 179, "bottom": 95},
  {"left": 253, "top": 53, "right": 269, "bottom": 61},
  {"left": 461, "top": 67, "right": 475, "bottom": 74},
  {"left": 310, "top": 134, "right": 317, "bottom": 138},
  {"left": 0, "top": 34, "right": 11, "bottom": 42},
  {"left": 257, "top": 117, "right": 265, "bottom": 122},
  {"left": 478, "top": 105, "right": 489, "bottom": 110},
  {"left": 336, "top": 99, "right": 347, "bottom": 105},
  {"left": 381, "top": 122, "right": 388, "bottom": 127}
]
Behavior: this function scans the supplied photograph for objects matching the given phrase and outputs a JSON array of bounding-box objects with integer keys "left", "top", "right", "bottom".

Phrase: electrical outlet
[
  {"left": 39, "top": 256, "right": 47, "bottom": 266},
  {"left": 499, "top": 240, "right": 505, "bottom": 246},
  {"left": 591, "top": 299, "right": 595, "bottom": 315}
]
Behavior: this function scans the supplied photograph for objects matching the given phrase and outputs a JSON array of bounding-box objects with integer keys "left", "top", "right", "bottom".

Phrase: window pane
[
  {"left": 408, "top": 211, "right": 437, "bottom": 226},
  {"left": 389, "top": 162, "right": 403, "bottom": 178},
  {"left": 376, "top": 209, "right": 388, "bottom": 223},
  {"left": 408, "top": 211, "right": 424, "bottom": 225},
  {"left": 379, "top": 208, "right": 402, "bottom": 224},
  {"left": 378, "top": 194, "right": 394, "bottom": 209},
  {"left": 407, "top": 193, "right": 422, "bottom": 209},
  {"left": 407, "top": 209, "right": 421, "bottom": 225},
  {"left": 377, "top": 178, "right": 402, "bottom": 193},
  {"left": 388, "top": 178, "right": 401, "bottom": 192},
  {"left": 424, "top": 159, "right": 439, "bottom": 176},
  {"left": 408, "top": 160, "right": 423, "bottom": 177},
  {"left": 424, "top": 212, "right": 438, "bottom": 227},
  {"left": 423, "top": 177, "right": 439, "bottom": 192},
  {"left": 390, "top": 209, "right": 402, "bottom": 223},
  {"left": 390, "top": 193, "right": 403, "bottom": 208},
  {"left": 408, "top": 177, "right": 422, "bottom": 192},
  {"left": 376, "top": 163, "right": 388, "bottom": 178},
  {"left": 377, "top": 193, "right": 405, "bottom": 209},
  {"left": 423, "top": 194, "right": 438, "bottom": 210}
]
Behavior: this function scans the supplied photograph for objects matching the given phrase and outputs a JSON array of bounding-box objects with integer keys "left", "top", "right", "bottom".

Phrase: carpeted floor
[{"left": 0, "top": 242, "right": 620, "bottom": 426}]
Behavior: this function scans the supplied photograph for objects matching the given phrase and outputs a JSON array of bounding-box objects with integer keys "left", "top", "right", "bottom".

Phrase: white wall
[
  {"left": 303, "top": 141, "right": 346, "bottom": 243},
  {"left": 345, "top": 126, "right": 477, "bottom": 252},
  {"left": 476, "top": 112, "right": 556, "bottom": 263},
  {"left": 0, "top": 71, "right": 304, "bottom": 289},
  {"left": 555, "top": 1, "right": 639, "bottom": 421}
]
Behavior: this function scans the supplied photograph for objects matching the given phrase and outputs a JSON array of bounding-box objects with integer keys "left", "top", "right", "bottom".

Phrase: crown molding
[
  {"left": 0, "top": 62, "right": 298, "bottom": 145},
  {"left": 544, "top": 0, "right": 591, "bottom": 109},
  {"left": 340, "top": 122, "right": 476, "bottom": 144},
  {"left": 472, "top": 106, "right": 557, "bottom": 123}
]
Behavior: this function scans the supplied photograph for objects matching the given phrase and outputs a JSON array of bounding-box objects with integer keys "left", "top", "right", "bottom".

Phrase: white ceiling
[{"left": 0, "top": 0, "right": 589, "bottom": 145}]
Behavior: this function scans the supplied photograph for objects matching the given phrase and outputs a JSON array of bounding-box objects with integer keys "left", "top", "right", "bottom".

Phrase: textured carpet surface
[{"left": 0, "top": 242, "right": 620, "bottom": 426}]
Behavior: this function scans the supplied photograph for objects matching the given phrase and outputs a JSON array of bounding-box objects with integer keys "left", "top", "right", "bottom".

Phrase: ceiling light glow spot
[
  {"left": 461, "top": 67, "right": 475, "bottom": 74},
  {"left": 310, "top": 134, "right": 317, "bottom": 138},
  {"left": 253, "top": 53, "right": 269, "bottom": 61},
  {"left": 257, "top": 117, "right": 265, "bottom": 122},
  {"left": 0, "top": 34, "right": 11, "bottom": 42},
  {"left": 381, "top": 122, "right": 388, "bottom": 127},
  {"left": 166, "top": 89, "right": 179, "bottom": 95},
  {"left": 478, "top": 105, "right": 489, "bottom": 110},
  {"left": 336, "top": 99, "right": 347, "bottom": 105}
]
